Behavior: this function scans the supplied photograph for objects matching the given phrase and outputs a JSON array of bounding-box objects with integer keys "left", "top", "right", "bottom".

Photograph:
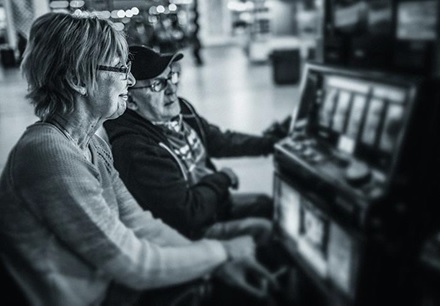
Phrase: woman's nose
[{"left": 127, "top": 72, "right": 136, "bottom": 87}]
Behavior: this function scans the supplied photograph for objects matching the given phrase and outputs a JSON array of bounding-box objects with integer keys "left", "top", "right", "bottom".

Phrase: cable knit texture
[{"left": 0, "top": 122, "right": 227, "bottom": 306}]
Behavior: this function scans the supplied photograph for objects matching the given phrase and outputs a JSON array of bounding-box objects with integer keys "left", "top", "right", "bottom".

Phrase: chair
[{"left": 0, "top": 258, "right": 30, "bottom": 305}]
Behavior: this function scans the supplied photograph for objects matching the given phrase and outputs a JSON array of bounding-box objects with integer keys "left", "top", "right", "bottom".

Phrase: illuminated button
[
  {"left": 292, "top": 142, "right": 304, "bottom": 151},
  {"left": 310, "top": 153, "right": 324, "bottom": 163},
  {"left": 302, "top": 148, "right": 315, "bottom": 159},
  {"left": 302, "top": 139, "right": 315, "bottom": 146},
  {"left": 345, "top": 161, "right": 371, "bottom": 187}
]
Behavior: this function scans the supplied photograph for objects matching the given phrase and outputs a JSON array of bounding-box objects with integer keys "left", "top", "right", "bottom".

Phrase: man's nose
[{"left": 165, "top": 80, "right": 178, "bottom": 94}]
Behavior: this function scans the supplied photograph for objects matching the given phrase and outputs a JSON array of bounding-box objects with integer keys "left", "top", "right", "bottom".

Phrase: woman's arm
[{"left": 16, "top": 133, "right": 228, "bottom": 290}]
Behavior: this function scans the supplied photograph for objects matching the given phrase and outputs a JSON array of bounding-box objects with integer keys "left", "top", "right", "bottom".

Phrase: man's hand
[
  {"left": 220, "top": 167, "right": 239, "bottom": 190},
  {"left": 238, "top": 218, "right": 273, "bottom": 245},
  {"left": 262, "top": 115, "right": 292, "bottom": 140},
  {"left": 215, "top": 259, "right": 278, "bottom": 299}
]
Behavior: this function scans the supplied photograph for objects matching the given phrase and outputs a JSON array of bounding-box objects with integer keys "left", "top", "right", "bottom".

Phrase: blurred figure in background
[
  {"left": 152, "top": 16, "right": 185, "bottom": 54},
  {"left": 0, "top": 12, "right": 276, "bottom": 306},
  {"left": 104, "top": 46, "right": 290, "bottom": 241},
  {"left": 125, "top": 16, "right": 155, "bottom": 47},
  {"left": 190, "top": 0, "right": 204, "bottom": 66}
]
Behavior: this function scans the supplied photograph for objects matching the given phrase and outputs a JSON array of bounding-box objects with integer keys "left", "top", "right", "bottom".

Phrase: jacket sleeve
[
  {"left": 15, "top": 139, "right": 227, "bottom": 290},
  {"left": 112, "top": 136, "right": 232, "bottom": 238},
  {"left": 197, "top": 115, "right": 278, "bottom": 158}
]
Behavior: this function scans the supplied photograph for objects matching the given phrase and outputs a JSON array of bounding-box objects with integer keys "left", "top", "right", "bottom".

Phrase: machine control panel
[{"left": 276, "top": 137, "right": 384, "bottom": 200}]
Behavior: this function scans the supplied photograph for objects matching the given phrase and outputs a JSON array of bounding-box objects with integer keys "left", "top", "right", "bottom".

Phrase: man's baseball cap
[{"left": 128, "top": 45, "right": 184, "bottom": 81}]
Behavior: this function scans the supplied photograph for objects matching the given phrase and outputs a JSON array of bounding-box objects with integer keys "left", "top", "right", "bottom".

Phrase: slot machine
[{"left": 272, "top": 1, "right": 440, "bottom": 306}]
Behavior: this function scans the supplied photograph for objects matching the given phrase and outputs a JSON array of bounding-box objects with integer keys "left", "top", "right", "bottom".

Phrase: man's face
[{"left": 128, "top": 65, "right": 181, "bottom": 122}]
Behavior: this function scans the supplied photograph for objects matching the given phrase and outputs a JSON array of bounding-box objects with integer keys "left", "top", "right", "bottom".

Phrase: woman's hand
[
  {"left": 205, "top": 218, "right": 273, "bottom": 245},
  {"left": 220, "top": 236, "right": 255, "bottom": 260},
  {"left": 214, "top": 258, "right": 278, "bottom": 299}
]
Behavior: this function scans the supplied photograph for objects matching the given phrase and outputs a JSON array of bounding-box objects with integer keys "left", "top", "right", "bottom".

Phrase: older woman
[{"left": 0, "top": 12, "right": 274, "bottom": 306}]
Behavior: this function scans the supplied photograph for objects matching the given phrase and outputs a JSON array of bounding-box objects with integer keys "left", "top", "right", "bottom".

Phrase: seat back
[{"left": 0, "top": 259, "right": 30, "bottom": 305}]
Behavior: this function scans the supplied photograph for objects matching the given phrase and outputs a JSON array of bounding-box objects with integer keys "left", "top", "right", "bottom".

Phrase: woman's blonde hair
[{"left": 21, "top": 12, "right": 128, "bottom": 120}]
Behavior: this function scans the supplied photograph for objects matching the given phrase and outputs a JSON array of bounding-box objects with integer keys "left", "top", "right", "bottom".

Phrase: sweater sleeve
[
  {"left": 95, "top": 135, "right": 192, "bottom": 246},
  {"left": 112, "top": 136, "right": 232, "bottom": 238},
  {"left": 111, "top": 168, "right": 193, "bottom": 246},
  {"left": 14, "top": 131, "right": 227, "bottom": 290}
]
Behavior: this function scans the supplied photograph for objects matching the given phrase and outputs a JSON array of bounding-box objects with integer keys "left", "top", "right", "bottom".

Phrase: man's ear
[{"left": 127, "top": 94, "right": 138, "bottom": 111}]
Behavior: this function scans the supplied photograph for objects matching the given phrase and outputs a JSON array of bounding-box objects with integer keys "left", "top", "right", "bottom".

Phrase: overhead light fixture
[
  {"left": 70, "top": 0, "right": 85, "bottom": 8},
  {"left": 50, "top": 1, "right": 69, "bottom": 9},
  {"left": 169, "top": 4, "right": 177, "bottom": 11}
]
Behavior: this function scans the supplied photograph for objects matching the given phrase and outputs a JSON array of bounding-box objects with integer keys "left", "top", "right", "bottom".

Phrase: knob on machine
[{"left": 345, "top": 161, "right": 372, "bottom": 187}]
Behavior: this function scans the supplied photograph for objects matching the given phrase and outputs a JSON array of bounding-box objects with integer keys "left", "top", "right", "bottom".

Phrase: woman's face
[{"left": 92, "top": 57, "right": 135, "bottom": 121}]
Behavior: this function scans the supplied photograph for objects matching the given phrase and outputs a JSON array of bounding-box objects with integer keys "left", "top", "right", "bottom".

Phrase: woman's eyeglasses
[
  {"left": 131, "top": 71, "right": 180, "bottom": 92},
  {"left": 97, "top": 61, "right": 132, "bottom": 80}
]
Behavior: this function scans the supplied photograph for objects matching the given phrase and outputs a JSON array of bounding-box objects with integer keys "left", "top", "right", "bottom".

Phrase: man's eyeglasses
[
  {"left": 97, "top": 61, "right": 132, "bottom": 80},
  {"left": 131, "top": 71, "right": 180, "bottom": 92}
]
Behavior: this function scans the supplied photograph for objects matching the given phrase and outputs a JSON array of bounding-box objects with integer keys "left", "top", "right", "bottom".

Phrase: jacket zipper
[
  {"left": 158, "top": 142, "right": 189, "bottom": 182},
  {"left": 181, "top": 99, "right": 207, "bottom": 146}
]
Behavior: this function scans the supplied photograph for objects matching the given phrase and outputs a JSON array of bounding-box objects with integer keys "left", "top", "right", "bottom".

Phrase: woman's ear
[{"left": 66, "top": 74, "right": 87, "bottom": 96}]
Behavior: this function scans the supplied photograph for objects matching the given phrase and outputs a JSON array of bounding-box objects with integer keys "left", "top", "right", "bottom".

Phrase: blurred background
[{"left": 0, "top": 0, "right": 320, "bottom": 193}]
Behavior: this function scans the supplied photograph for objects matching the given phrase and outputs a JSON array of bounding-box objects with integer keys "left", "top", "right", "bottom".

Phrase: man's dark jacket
[{"left": 104, "top": 98, "right": 277, "bottom": 238}]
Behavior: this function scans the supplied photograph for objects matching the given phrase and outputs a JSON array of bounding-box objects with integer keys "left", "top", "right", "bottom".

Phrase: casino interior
[{"left": 1, "top": 0, "right": 440, "bottom": 305}]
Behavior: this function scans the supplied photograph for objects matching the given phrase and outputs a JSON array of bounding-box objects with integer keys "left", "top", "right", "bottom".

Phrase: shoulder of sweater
[
  {"left": 17, "top": 122, "right": 73, "bottom": 154},
  {"left": 10, "top": 124, "right": 90, "bottom": 178}
]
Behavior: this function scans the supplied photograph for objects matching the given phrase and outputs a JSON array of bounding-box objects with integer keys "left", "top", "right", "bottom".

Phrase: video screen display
[
  {"left": 367, "top": 0, "right": 393, "bottom": 35},
  {"left": 397, "top": 0, "right": 438, "bottom": 41},
  {"left": 294, "top": 70, "right": 409, "bottom": 172},
  {"left": 274, "top": 175, "right": 359, "bottom": 295},
  {"left": 332, "top": 0, "right": 393, "bottom": 36}
]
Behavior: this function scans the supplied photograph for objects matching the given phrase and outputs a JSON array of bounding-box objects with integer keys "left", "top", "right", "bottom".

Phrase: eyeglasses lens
[{"left": 152, "top": 72, "right": 179, "bottom": 92}]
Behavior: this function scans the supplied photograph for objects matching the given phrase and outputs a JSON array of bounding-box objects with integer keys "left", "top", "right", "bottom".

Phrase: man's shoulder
[
  {"left": 104, "top": 111, "right": 159, "bottom": 145},
  {"left": 178, "top": 97, "right": 197, "bottom": 114}
]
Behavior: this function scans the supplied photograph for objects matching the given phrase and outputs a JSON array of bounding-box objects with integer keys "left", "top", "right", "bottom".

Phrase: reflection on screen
[
  {"left": 319, "top": 88, "right": 338, "bottom": 128},
  {"left": 332, "top": 91, "right": 351, "bottom": 133},
  {"left": 379, "top": 104, "right": 404, "bottom": 152},
  {"left": 362, "top": 98, "right": 385, "bottom": 146},
  {"left": 279, "top": 181, "right": 301, "bottom": 240},
  {"left": 346, "top": 94, "right": 367, "bottom": 139},
  {"left": 302, "top": 203, "right": 326, "bottom": 251}
]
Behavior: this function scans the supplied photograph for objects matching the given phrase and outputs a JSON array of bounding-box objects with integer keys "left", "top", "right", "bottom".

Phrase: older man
[{"left": 104, "top": 46, "right": 288, "bottom": 240}]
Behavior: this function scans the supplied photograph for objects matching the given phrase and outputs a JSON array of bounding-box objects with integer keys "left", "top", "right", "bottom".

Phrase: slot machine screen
[
  {"left": 396, "top": 0, "right": 438, "bottom": 41},
  {"left": 291, "top": 66, "right": 415, "bottom": 175},
  {"left": 329, "top": 0, "right": 394, "bottom": 37},
  {"left": 274, "top": 175, "right": 360, "bottom": 297}
]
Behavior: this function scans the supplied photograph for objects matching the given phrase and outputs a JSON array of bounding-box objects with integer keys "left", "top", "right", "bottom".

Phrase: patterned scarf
[{"left": 155, "top": 115, "right": 214, "bottom": 184}]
